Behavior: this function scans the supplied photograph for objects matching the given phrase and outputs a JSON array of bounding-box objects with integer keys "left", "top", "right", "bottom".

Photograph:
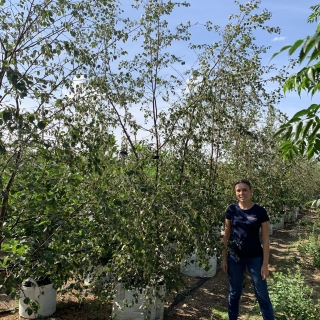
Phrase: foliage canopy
[
  {"left": 273, "top": 4, "right": 320, "bottom": 159},
  {"left": 1, "top": 0, "right": 320, "bottom": 304}
]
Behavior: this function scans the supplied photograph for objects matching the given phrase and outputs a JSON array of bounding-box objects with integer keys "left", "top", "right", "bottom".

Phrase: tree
[
  {"left": 0, "top": 0, "right": 124, "bottom": 240},
  {"left": 2, "top": 0, "right": 320, "bottom": 303},
  {"left": 273, "top": 4, "right": 320, "bottom": 159},
  {"left": 0, "top": 0, "right": 127, "bottom": 296}
]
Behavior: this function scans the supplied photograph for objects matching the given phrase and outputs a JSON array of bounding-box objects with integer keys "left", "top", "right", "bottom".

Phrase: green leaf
[
  {"left": 27, "top": 307, "right": 33, "bottom": 316},
  {"left": 314, "top": 138, "right": 320, "bottom": 153},
  {"left": 309, "top": 47, "right": 320, "bottom": 62},
  {"left": 270, "top": 45, "right": 292, "bottom": 61},
  {"left": 300, "top": 140, "right": 306, "bottom": 155},
  {"left": 279, "top": 122, "right": 293, "bottom": 129},
  {"left": 2, "top": 110, "right": 11, "bottom": 122},
  {"left": 292, "top": 144, "right": 299, "bottom": 155},
  {"left": 280, "top": 140, "right": 293, "bottom": 151},
  {"left": 307, "top": 143, "right": 315, "bottom": 159},
  {"left": 37, "top": 120, "right": 46, "bottom": 130},
  {"left": 302, "top": 119, "right": 314, "bottom": 138},
  {"left": 269, "top": 52, "right": 280, "bottom": 61},
  {"left": 311, "top": 198, "right": 320, "bottom": 208},
  {"left": 28, "top": 114, "right": 35, "bottom": 123},
  {"left": 0, "top": 144, "right": 5, "bottom": 154},
  {"left": 307, "top": 103, "right": 320, "bottom": 113},
  {"left": 291, "top": 109, "right": 308, "bottom": 120},
  {"left": 274, "top": 126, "right": 289, "bottom": 137},
  {"left": 284, "top": 125, "right": 293, "bottom": 140},
  {"left": 288, "top": 39, "right": 304, "bottom": 55},
  {"left": 309, "top": 122, "right": 320, "bottom": 140},
  {"left": 55, "top": 99, "right": 63, "bottom": 106},
  {"left": 23, "top": 297, "right": 30, "bottom": 304},
  {"left": 280, "top": 45, "right": 293, "bottom": 53},
  {"left": 287, "top": 116, "right": 301, "bottom": 124},
  {"left": 307, "top": 67, "right": 315, "bottom": 82},
  {"left": 295, "top": 121, "right": 303, "bottom": 140},
  {"left": 300, "top": 35, "right": 316, "bottom": 62}
]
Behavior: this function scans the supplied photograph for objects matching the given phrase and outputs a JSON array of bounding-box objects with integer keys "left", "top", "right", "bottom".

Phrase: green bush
[
  {"left": 268, "top": 268, "right": 320, "bottom": 319},
  {"left": 298, "top": 225, "right": 320, "bottom": 269}
]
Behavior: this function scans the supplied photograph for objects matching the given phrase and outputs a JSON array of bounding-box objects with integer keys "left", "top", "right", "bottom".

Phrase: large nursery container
[
  {"left": 259, "top": 224, "right": 273, "bottom": 236},
  {"left": 84, "top": 265, "right": 111, "bottom": 286},
  {"left": 271, "top": 216, "right": 284, "bottom": 230},
  {"left": 19, "top": 278, "right": 56, "bottom": 319},
  {"left": 112, "top": 283, "right": 165, "bottom": 320},
  {"left": 180, "top": 254, "right": 217, "bottom": 278}
]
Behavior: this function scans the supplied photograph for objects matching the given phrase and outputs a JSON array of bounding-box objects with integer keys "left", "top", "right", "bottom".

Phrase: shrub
[
  {"left": 298, "top": 225, "right": 320, "bottom": 269},
  {"left": 268, "top": 268, "right": 320, "bottom": 319}
]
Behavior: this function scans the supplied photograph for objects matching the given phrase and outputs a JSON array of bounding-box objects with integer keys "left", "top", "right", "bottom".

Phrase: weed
[
  {"left": 298, "top": 225, "right": 320, "bottom": 269},
  {"left": 210, "top": 305, "right": 228, "bottom": 320},
  {"left": 299, "top": 220, "right": 314, "bottom": 228},
  {"left": 268, "top": 268, "right": 320, "bottom": 319}
]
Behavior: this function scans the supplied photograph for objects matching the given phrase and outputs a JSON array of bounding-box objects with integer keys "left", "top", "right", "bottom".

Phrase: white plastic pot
[
  {"left": 84, "top": 265, "right": 111, "bottom": 286},
  {"left": 19, "top": 278, "right": 56, "bottom": 319},
  {"left": 284, "top": 212, "right": 294, "bottom": 222},
  {"left": 271, "top": 216, "right": 284, "bottom": 230},
  {"left": 180, "top": 254, "right": 217, "bottom": 278},
  {"left": 214, "top": 224, "right": 224, "bottom": 237},
  {"left": 112, "top": 283, "right": 165, "bottom": 320},
  {"left": 269, "top": 224, "right": 273, "bottom": 235}
]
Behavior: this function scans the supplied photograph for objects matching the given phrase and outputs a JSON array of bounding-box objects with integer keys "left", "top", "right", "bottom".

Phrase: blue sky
[
  {"left": 171, "top": 0, "right": 318, "bottom": 119},
  {"left": 106, "top": 0, "right": 318, "bottom": 142},
  {"left": 8, "top": 0, "right": 316, "bottom": 143},
  {"left": 23, "top": 0, "right": 319, "bottom": 123}
]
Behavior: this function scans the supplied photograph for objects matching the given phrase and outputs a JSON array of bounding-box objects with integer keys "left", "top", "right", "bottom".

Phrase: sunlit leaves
[
  {"left": 311, "top": 198, "right": 320, "bottom": 208},
  {"left": 0, "top": 142, "right": 6, "bottom": 154},
  {"left": 270, "top": 45, "right": 292, "bottom": 61},
  {"left": 1, "top": 109, "right": 12, "bottom": 122},
  {"left": 274, "top": 104, "right": 320, "bottom": 159},
  {"left": 37, "top": 120, "right": 46, "bottom": 130},
  {"left": 272, "top": 5, "right": 320, "bottom": 158},
  {"left": 1, "top": 0, "right": 319, "bottom": 302}
]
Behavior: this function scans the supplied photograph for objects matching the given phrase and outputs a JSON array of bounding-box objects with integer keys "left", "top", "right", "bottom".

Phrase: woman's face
[{"left": 235, "top": 183, "right": 252, "bottom": 203}]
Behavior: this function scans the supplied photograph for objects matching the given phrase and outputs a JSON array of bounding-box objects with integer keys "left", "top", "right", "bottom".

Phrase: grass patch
[
  {"left": 210, "top": 304, "right": 263, "bottom": 320},
  {"left": 299, "top": 220, "right": 314, "bottom": 228},
  {"left": 210, "top": 305, "right": 228, "bottom": 320}
]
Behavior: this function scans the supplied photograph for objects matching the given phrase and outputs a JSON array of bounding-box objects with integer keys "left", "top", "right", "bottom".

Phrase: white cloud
[{"left": 272, "top": 36, "right": 286, "bottom": 42}]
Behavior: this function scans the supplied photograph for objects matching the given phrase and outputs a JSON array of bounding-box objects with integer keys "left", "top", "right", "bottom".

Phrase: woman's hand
[
  {"left": 221, "top": 219, "right": 231, "bottom": 275},
  {"left": 221, "top": 259, "right": 228, "bottom": 274},
  {"left": 261, "top": 264, "right": 269, "bottom": 280}
]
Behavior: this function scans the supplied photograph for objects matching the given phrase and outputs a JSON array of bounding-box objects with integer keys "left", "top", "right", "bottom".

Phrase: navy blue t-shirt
[{"left": 225, "top": 203, "right": 269, "bottom": 258}]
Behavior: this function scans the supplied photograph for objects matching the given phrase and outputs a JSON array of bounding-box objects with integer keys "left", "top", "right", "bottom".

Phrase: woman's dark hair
[{"left": 234, "top": 179, "right": 252, "bottom": 189}]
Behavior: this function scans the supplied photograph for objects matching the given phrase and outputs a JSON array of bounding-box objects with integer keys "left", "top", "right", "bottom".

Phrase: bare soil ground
[{"left": 1, "top": 209, "right": 319, "bottom": 320}]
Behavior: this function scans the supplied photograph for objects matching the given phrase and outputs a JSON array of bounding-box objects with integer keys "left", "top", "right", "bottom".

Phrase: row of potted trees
[{"left": 20, "top": 207, "right": 301, "bottom": 319}]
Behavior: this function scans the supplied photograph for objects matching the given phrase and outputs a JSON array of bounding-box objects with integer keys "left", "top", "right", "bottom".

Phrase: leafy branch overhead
[{"left": 272, "top": 4, "right": 320, "bottom": 159}]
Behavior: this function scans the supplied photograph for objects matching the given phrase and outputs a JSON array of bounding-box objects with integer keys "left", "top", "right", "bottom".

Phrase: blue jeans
[{"left": 227, "top": 254, "right": 274, "bottom": 320}]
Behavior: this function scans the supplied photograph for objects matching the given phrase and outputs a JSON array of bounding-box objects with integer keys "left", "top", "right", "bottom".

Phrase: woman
[{"left": 221, "top": 179, "right": 274, "bottom": 320}]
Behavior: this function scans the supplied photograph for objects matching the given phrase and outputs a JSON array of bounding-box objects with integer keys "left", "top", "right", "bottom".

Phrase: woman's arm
[
  {"left": 261, "top": 221, "right": 270, "bottom": 280},
  {"left": 221, "top": 219, "right": 231, "bottom": 273}
]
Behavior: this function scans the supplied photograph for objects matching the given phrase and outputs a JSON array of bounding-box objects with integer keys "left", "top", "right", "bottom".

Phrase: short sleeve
[
  {"left": 225, "top": 205, "right": 233, "bottom": 220},
  {"left": 259, "top": 206, "right": 269, "bottom": 223}
]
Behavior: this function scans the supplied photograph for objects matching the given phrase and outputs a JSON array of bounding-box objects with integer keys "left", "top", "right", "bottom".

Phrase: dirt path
[
  {"left": 1, "top": 210, "right": 319, "bottom": 320},
  {"left": 166, "top": 209, "right": 320, "bottom": 320}
]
